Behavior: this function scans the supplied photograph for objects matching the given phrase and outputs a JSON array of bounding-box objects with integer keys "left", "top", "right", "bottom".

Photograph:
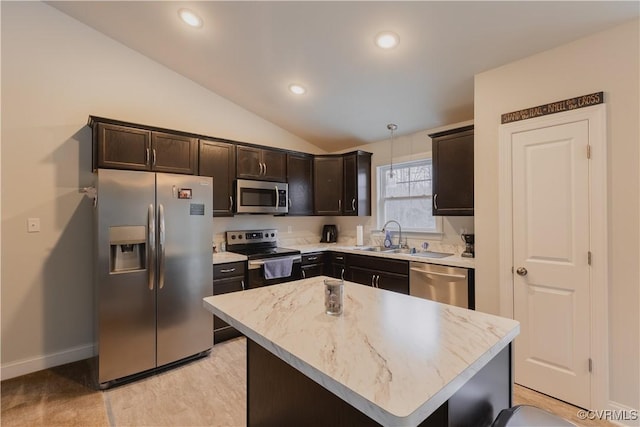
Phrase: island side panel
[{"left": 247, "top": 339, "right": 512, "bottom": 427}]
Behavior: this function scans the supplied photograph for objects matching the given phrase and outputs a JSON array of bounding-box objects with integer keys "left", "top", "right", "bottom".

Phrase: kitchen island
[{"left": 203, "top": 276, "right": 519, "bottom": 427}]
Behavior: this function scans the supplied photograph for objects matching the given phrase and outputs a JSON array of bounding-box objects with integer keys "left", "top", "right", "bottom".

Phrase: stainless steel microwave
[{"left": 235, "top": 179, "right": 288, "bottom": 214}]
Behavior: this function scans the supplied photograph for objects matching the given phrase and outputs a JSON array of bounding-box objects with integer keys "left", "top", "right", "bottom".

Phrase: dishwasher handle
[{"left": 410, "top": 267, "right": 466, "bottom": 280}]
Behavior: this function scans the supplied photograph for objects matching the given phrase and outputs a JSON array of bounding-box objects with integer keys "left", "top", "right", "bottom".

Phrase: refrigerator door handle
[
  {"left": 148, "top": 204, "right": 155, "bottom": 290},
  {"left": 158, "top": 204, "right": 166, "bottom": 289}
]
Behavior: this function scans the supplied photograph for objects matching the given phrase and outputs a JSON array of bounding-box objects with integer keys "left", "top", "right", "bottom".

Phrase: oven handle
[{"left": 248, "top": 255, "right": 302, "bottom": 270}]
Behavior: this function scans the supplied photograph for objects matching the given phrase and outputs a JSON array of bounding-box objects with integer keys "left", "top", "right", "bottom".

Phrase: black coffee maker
[
  {"left": 461, "top": 233, "right": 475, "bottom": 258},
  {"left": 321, "top": 225, "right": 338, "bottom": 243}
]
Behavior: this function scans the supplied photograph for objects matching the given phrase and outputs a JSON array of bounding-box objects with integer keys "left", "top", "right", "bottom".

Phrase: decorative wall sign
[{"left": 501, "top": 92, "right": 603, "bottom": 124}]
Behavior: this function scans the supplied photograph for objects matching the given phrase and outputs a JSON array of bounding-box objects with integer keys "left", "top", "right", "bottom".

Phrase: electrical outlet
[{"left": 27, "top": 218, "right": 41, "bottom": 233}]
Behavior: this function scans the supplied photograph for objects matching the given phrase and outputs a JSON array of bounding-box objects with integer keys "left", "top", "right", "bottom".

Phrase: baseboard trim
[
  {"left": 1, "top": 343, "right": 96, "bottom": 381},
  {"left": 607, "top": 400, "right": 640, "bottom": 427}
]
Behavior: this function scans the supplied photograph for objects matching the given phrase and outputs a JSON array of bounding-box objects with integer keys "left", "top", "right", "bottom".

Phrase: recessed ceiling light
[
  {"left": 375, "top": 31, "right": 399, "bottom": 49},
  {"left": 288, "top": 84, "right": 306, "bottom": 95},
  {"left": 178, "top": 9, "right": 203, "bottom": 28}
]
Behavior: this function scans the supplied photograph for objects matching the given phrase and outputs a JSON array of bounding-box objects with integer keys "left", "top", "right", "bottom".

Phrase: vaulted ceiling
[{"left": 50, "top": 1, "right": 639, "bottom": 151}]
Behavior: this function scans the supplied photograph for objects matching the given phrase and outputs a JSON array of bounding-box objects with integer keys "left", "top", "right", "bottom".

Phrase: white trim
[
  {"left": 498, "top": 104, "right": 609, "bottom": 410},
  {"left": 1, "top": 343, "right": 96, "bottom": 381}
]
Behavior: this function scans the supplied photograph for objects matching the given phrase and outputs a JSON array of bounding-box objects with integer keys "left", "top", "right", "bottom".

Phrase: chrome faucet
[{"left": 381, "top": 220, "right": 406, "bottom": 249}]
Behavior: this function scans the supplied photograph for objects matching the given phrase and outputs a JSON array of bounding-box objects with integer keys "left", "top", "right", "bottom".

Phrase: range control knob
[
  {"left": 231, "top": 235, "right": 236, "bottom": 240},
  {"left": 271, "top": 233, "right": 275, "bottom": 237}
]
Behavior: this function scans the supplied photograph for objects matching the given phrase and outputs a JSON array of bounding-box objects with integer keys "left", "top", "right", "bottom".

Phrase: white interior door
[{"left": 512, "top": 119, "right": 591, "bottom": 409}]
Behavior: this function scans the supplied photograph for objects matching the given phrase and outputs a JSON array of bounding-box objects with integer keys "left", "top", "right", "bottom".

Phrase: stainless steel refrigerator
[{"left": 95, "top": 169, "right": 213, "bottom": 387}]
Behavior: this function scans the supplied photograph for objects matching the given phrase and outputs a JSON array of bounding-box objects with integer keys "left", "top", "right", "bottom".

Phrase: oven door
[
  {"left": 247, "top": 255, "right": 302, "bottom": 288},
  {"left": 236, "top": 179, "right": 288, "bottom": 214}
]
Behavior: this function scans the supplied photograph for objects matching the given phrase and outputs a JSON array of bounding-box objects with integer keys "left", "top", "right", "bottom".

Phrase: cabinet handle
[
  {"left": 433, "top": 193, "right": 438, "bottom": 210},
  {"left": 258, "top": 162, "right": 263, "bottom": 176},
  {"left": 145, "top": 148, "right": 150, "bottom": 166},
  {"left": 307, "top": 256, "right": 318, "bottom": 261},
  {"left": 302, "top": 270, "right": 306, "bottom": 279},
  {"left": 338, "top": 199, "right": 342, "bottom": 212},
  {"left": 263, "top": 162, "right": 267, "bottom": 176},
  {"left": 241, "top": 280, "right": 245, "bottom": 291},
  {"left": 152, "top": 149, "right": 157, "bottom": 166},
  {"left": 375, "top": 275, "right": 380, "bottom": 288},
  {"left": 352, "top": 198, "right": 356, "bottom": 211},
  {"left": 341, "top": 268, "right": 345, "bottom": 280},
  {"left": 220, "top": 268, "right": 236, "bottom": 273},
  {"left": 336, "top": 256, "right": 344, "bottom": 261},
  {"left": 370, "top": 275, "right": 374, "bottom": 287},
  {"left": 288, "top": 198, "right": 292, "bottom": 208},
  {"left": 229, "top": 196, "right": 233, "bottom": 211}
]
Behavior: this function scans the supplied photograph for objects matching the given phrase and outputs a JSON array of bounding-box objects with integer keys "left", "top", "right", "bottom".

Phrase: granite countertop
[
  {"left": 203, "top": 276, "right": 519, "bottom": 426},
  {"left": 212, "top": 251, "right": 247, "bottom": 265},
  {"left": 290, "top": 243, "right": 475, "bottom": 269}
]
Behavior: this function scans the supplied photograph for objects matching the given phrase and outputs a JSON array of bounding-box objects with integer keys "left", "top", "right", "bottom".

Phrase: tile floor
[{"left": 1, "top": 337, "right": 613, "bottom": 427}]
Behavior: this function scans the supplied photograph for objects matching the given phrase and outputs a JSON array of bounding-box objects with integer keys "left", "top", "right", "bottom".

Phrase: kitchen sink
[
  {"left": 354, "top": 246, "right": 412, "bottom": 254},
  {"left": 410, "top": 251, "right": 454, "bottom": 259}
]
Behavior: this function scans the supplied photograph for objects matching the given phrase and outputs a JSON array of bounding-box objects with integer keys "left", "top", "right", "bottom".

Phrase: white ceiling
[{"left": 50, "top": 1, "right": 638, "bottom": 152}]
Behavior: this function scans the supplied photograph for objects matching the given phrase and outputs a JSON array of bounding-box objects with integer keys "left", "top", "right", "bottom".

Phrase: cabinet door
[
  {"left": 287, "top": 154, "right": 314, "bottom": 215},
  {"left": 343, "top": 154, "right": 357, "bottom": 215},
  {"left": 348, "top": 266, "right": 376, "bottom": 287},
  {"left": 237, "top": 146, "right": 262, "bottom": 179},
  {"left": 96, "top": 123, "right": 151, "bottom": 171},
  {"left": 213, "top": 275, "right": 245, "bottom": 343},
  {"left": 301, "top": 264, "right": 324, "bottom": 279},
  {"left": 199, "top": 140, "right": 236, "bottom": 216},
  {"left": 151, "top": 132, "right": 198, "bottom": 174},
  {"left": 262, "top": 149, "right": 287, "bottom": 182},
  {"left": 376, "top": 271, "right": 409, "bottom": 295},
  {"left": 314, "top": 156, "right": 343, "bottom": 215},
  {"left": 431, "top": 127, "right": 474, "bottom": 216}
]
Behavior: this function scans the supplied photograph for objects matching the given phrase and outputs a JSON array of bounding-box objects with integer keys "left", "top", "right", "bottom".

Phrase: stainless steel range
[{"left": 226, "top": 229, "right": 301, "bottom": 288}]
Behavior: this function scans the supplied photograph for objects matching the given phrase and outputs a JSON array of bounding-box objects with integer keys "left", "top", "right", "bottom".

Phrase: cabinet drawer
[
  {"left": 347, "top": 254, "right": 408, "bottom": 275},
  {"left": 213, "top": 262, "right": 246, "bottom": 279},
  {"left": 301, "top": 264, "right": 324, "bottom": 279},
  {"left": 302, "top": 252, "right": 325, "bottom": 265},
  {"left": 213, "top": 276, "right": 245, "bottom": 295}
]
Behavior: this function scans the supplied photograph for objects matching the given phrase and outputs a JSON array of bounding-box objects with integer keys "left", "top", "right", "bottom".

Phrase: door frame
[{"left": 498, "top": 104, "right": 608, "bottom": 410}]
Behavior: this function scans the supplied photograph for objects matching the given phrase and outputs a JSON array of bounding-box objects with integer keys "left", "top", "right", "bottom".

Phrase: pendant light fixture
[{"left": 387, "top": 123, "right": 397, "bottom": 178}]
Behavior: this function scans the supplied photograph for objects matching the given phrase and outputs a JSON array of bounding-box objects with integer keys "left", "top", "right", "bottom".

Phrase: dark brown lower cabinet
[
  {"left": 247, "top": 339, "right": 511, "bottom": 427},
  {"left": 301, "top": 252, "right": 325, "bottom": 279},
  {"left": 326, "top": 252, "right": 346, "bottom": 279},
  {"left": 345, "top": 254, "right": 409, "bottom": 295},
  {"left": 213, "top": 262, "right": 246, "bottom": 343}
]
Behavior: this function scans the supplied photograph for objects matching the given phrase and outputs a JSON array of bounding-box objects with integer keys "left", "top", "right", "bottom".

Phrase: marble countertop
[
  {"left": 203, "top": 276, "right": 519, "bottom": 426},
  {"left": 290, "top": 243, "right": 475, "bottom": 269},
  {"left": 212, "top": 252, "right": 247, "bottom": 265}
]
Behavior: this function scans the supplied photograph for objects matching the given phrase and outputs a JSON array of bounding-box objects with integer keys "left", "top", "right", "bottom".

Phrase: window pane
[{"left": 384, "top": 197, "right": 435, "bottom": 230}]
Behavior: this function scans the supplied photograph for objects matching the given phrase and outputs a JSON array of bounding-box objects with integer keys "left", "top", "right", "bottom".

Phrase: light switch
[{"left": 27, "top": 218, "right": 41, "bottom": 233}]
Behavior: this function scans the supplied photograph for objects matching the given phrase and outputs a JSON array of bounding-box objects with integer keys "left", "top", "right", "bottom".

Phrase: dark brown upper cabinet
[
  {"left": 314, "top": 156, "right": 344, "bottom": 215},
  {"left": 199, "top": 139, "right": 236, "bottom": 216},
  {"left": 150, "top": 132, "right": 198, "bottom": 175},
  {"left": 429, "top": 125, "right": 474, "bottom": 216},
  {"left": 236, "top": 146, "right": 286, "bottom": 182},
  {"left": 93, "top": 121, "right": 197, "bottom": 175},
  {"left": 343, "top": 151, "right": 372, "bottom": 216},
  {"left": 287, "top": 153, "right": 314, "bottom": 216}
]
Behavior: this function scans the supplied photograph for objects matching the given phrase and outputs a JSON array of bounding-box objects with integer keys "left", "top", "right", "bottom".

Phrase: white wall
[
  {"left": 333, "top": 123, "right": 475, "bottom": 249},
  {"left": 474, "top": 19, "right": 639, "bottom": 411},
  {"left": 0, "top": 1, "right": 324, "bottom": 379}
]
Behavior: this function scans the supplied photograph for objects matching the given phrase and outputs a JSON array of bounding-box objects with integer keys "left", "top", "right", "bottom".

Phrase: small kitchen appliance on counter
[
  {"left": 461, "top": 233, "right": 475, "bottom": 258},
  {"left": 321, "top": 224, "right": 338, "bottom": 243}
]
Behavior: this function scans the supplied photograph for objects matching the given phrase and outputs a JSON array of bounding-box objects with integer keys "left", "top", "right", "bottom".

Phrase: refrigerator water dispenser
[{"left": 109, "top": 226, "right": 146, "bottom": 273}]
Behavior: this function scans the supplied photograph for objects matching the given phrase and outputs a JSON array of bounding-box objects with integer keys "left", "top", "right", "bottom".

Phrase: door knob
[{"left": 516, "top": 267, "right": 528, "bottom": 276}]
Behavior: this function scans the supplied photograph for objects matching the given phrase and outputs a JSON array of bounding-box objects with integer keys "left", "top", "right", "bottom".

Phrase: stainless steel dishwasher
[{"left": 409, "top": 262, "right": 470, "bottom": 309}]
